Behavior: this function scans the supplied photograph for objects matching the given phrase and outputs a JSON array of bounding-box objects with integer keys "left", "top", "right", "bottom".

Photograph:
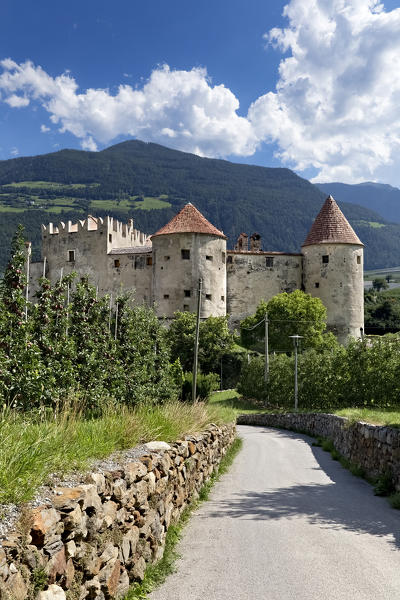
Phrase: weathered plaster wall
[
  {"left": 152, "top": 233, "right": 226, "bottom": 318},
  {"left": 226, "top": 252, "right": 302, "bottom": 327},
  {"left": 0, "top": 424, "right": 235, "bottom": 600},
  {"left": 302, "top": 243, "right": 364, "bottom": 343},
  {"left": 238, "top": 413, "right": 400, "bottom": 488}
]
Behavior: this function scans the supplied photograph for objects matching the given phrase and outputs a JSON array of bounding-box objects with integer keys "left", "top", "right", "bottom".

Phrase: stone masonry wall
[
  {"left": 238, "top": 413, "right": 400, "bottom": 488},
  {"left": 0, "top": 423, "right": 235, "bottom": 600}
]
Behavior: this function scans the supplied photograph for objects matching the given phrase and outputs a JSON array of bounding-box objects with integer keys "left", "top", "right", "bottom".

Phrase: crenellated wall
[{"left": 0, "top": 424, "right": 235, "bottom": 600}]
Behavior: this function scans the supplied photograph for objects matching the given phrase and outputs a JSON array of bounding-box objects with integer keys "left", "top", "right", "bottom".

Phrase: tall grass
[{"left": 0, "top": 400, "right": 236, "bottom": 505}]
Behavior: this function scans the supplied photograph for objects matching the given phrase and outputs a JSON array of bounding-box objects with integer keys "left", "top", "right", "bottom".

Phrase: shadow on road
[{"left": 207, "top": 426, "right": 400, "bottom": 550}]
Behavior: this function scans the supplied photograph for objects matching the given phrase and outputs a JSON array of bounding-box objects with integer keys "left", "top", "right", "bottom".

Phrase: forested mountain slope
[{"left": 0, "top": 140, "right": 397, "bottom": 271}]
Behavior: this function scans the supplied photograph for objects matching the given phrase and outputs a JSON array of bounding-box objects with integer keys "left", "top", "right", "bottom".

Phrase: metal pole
[
  {"left": 25, "top": 242, "right": 31, "bottom": 322},
  {"left": 43, "top": 256, "right": 47, "bottom": 279},
  {"left": 192, "top": 278, "right": 202, "bottom": 403},
  {"left": 294, "top": 339, "right": 298, "bottom": 411},
  {"left": 108, "top": 294, "right": 113, "bottom": 333},
  {"left": 114, "top": 302, "right": 119, "bottom": 340},
  {"left": 264, "top": 312, "right": 269, "bottom": 382},
  {"left": 66, "top": 284, "right": 70, "bottom": 338},
  {"left": 360, "top": 327, "right": 365, "bottom": 342}
]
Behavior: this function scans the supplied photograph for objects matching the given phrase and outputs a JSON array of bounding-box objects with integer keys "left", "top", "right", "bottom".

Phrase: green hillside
[{"left": 0, "top": 140, "right": 397, "bottom": 271}]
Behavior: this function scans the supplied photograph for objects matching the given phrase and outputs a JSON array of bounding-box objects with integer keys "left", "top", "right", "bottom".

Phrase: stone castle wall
[
  {"left": 0, "top": 424, "right": 235, "bottom": 600},
  {"left": 238, "top": 413, "right": 400, "bottom": 488}
]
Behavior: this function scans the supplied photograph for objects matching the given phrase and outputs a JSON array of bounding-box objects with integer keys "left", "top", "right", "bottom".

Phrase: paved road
[{"left": 150, "top": 425, "right": 400, "bottom": 600}]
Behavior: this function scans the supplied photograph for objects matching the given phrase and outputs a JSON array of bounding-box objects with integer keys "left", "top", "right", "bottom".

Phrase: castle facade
[{"left": 30, "top": 196, "right": 364, "bottom": 343}]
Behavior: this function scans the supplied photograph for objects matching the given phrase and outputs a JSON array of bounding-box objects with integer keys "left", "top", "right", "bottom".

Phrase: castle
[{"left": 30, "top": 196, "right": 364, "bottom": 343}]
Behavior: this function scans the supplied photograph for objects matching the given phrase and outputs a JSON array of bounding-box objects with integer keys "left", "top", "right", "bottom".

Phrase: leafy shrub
[{"left": 181, "top": 372, "right": 220, "bottom": 403}]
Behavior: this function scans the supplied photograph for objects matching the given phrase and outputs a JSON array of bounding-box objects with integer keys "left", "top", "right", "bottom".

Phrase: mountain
[
  {"left": 0, "top": 140, "right": 398, "bottom": 272},
  {"left": 316, "top": 182, "right": 400, "bottom": 224}
]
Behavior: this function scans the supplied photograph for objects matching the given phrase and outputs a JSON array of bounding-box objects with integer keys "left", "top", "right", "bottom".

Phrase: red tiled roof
[
  {"left": 302, "top": 195, "right": 363, "bottom": 247},
  {"left": 151, "top": 203, "right": 226, "bottom": 239}
]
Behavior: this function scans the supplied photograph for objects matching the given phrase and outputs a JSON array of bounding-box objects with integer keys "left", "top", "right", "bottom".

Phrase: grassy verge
[
  {"left": 0, "top": 400, "right": 236, "bottom": 506},
  {"left": 209, "top": 390, "right": 271, "bottom": 415},
  {"left": 124, "top": 436, "right": 243, "bottom": 600},
  {"left": 334, "top": 408, "right": 400, "bottom": 427}
]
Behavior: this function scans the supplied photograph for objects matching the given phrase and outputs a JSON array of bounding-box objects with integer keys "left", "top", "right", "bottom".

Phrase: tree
[
  {"left": 167, "top": 312, "right": 235, "bottom": 372},
  {"left": 240, "top": 290, "right": 332, "bottom": 352},
  {"left": 372, "top": 277, "right": 389, "bottom": 291}
]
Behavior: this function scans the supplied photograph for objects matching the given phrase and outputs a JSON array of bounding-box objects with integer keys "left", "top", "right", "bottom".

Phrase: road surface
[{"left": 150, "top": 424, "right": 400, "bottom": 600}]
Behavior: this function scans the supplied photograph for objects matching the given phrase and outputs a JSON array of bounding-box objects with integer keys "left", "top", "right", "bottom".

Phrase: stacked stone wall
[
  {"left": 0, "top": 423, "right": 235, "bottom": 600},
  {"left": 238, "top": 413, "right": 400, "bottom": 487}
]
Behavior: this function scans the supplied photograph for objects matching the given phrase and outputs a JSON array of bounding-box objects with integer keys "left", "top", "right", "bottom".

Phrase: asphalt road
[{"left": 150, "top": 424, "right": 400, "bottom": 600}]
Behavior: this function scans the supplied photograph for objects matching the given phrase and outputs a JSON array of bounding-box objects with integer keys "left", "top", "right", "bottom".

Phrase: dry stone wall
[
  {"left": 0, "top": 423, "right": 235, "bottom": 600},
  {"left": 238, "top": 413, "right": 400, "bottom": 488}
]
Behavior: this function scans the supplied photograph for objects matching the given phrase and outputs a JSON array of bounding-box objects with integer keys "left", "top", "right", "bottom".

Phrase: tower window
[
  {"left": 266, "top": 257, "right": 274, "bottom": 267},
  {"left": 206, "top": 255, "right": 213, "bottom": 261},
  {"left": 181, "top": 249, "right": 190, "bottom": 260},
  {"left": 183, "top": 304, "right": 189, "bottom": 311},
  {"left": 146, "top": 256, "right": 153, "bottom": 266},
  {"left": 206, "top": 294, "right": 212, "bottom": 301},
  {"left": 68, "top": 250, "right": 75, "bottom": 262},
  {"left": 357, "top": 255, "right": 361, "bottom": 264},
  {"left": 184, "top": 290, "right": 191, "bottom": 297},
  {"left": 322, "top": 255, "right": 329, "bottom": 264},
  {"left": 164, "top": 294, "right": 169, "bottom": 299},
  {"left": 164, "top": 255, "right": 170, "bottom": 261},
  {"left": 114, "top": 259, "right": 120, "bottom": 268},
  {"left": 221, "top": 295, "right": 225, "bottom": 301},
  {"left": 109, "top": 234, "right": 112, "bottom": 243},
  {"left": 315, "top": 282, "right": 319, "bottom": 288},
  {"left": 227, "top": 255, "right": 233, "bottom": 264},
  {"left": 222, "top": 252, "right": 226, "bottom": 264}
]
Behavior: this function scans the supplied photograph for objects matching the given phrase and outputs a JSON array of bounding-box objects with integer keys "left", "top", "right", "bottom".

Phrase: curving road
[{"left": 150, "top": 424, "right": 400, "bottom": 600}]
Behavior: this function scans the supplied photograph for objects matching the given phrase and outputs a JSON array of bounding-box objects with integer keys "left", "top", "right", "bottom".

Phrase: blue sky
[{"left": 1, "top": 0, "right": 400, "bottom": 185}]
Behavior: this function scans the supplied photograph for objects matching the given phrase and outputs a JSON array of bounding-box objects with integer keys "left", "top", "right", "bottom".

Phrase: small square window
[
  {"left": 184, "top": 290, "right": 191, "bottom": 297},
  {"left": 114, "top": 259, "right": 120, "bottom": 268},
  {"left": 221, "top": 295, "right": 225, "bottom": 301},
  {"left": 164, "top": 294, "right": 169, "bottom": 299},
  {"left": 315, "top": 282, "right": 319, "bottom": 288},
  {"left": 146, "top": 256, "right": 153, "bottom": 266},
  {"left": 266, "top": 257, "right": 274, "bottom": 267},
  {"left": 206, "top": 293, "right": 212, "bottom": 301},
  {"left": 227, "top": 255, "right": 233, "bottom": 264},
  {"left": 109, "top": 234, "right": 112, "bottom": 243},
  {"left": 357, "top": 255, "right": 361, "bottom": 264},
  {"left": 164, "top": 255, "right": 170, "bottom": 261},
  {"left": 322, "top": 255, "right": 329, "bottom": 264},
  {"left": 181, "top": 249, "right": 190, "bottom": 260},
  {"left": 183, "top": 304, "right": 189, "bottom": 311},
  {"left": 68, "top": 250, "right": 75, "bottom": 262},
  {"left": 222, "top": 252, "right": 226, "bottom": 264},
  {"left": 206, "top": 255, "right": 213, "bottom": 261}
]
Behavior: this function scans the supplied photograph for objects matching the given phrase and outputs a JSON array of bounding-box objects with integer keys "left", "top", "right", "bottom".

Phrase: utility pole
[
  {"left": 264, "top": 312, "right": 269, "bottom": 382},
  {"left": 25, "top": 242, "right": 31, "bottom": 322},
  {"left": 289, "top": 335, "right": 303, "bottom": 411},
  {"left": 192, "top": 278, "right": 202, "bottom": 403},
  {"left": 114, "top": 302, "right": 119, "bottom": 340}
]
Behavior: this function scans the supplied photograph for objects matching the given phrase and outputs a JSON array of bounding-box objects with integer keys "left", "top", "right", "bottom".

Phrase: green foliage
[
  {"left": 373, "top": 472, "right": 395, "bottom": 497},
  {"left": 167, "top": 312, "right": 235, "bottom": 373},
  {"left": 241, "top": 290, "right": 330, "bottom": 353},
  {"left": 181, "top": 372, "right": 220, "bottom": 402},
  {"left": 372, "top": 277, "right": 389, "bottom": 291},
  {"left": 364, "top": 290, "right": 400, "bottom": 334}
]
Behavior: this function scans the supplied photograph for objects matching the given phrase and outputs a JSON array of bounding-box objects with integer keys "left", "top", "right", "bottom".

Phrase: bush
[{"left": 181, "top": 372, "right": 220, "bottom": 402}]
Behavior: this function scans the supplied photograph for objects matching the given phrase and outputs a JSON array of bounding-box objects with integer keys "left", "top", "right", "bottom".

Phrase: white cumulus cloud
[
  {"left": 40, "top": 124, "right": 50, "bottom": 133},
  {"left": 249, "top": 0, "right": 400, "bottom": 183}
]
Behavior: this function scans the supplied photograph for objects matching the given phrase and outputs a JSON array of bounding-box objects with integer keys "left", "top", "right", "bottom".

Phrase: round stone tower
[
  {"left": 151, "top": 203, "right": 227, "bottom": 319},
  {"left": 302, "top": 195, "right": 364, "bottom": 344}
]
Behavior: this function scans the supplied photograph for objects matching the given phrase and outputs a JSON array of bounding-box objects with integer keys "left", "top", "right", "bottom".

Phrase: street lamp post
[{"left": 289, "top": 335, "right": 303, "bottom": 411}]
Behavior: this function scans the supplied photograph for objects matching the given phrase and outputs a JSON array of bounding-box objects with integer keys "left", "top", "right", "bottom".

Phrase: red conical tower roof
[
  {"left": 151, "top": 203, "right": 226, "bottom": 239},
  {"left": 302, "top": 195, "right": 363, "bottom": 247}
]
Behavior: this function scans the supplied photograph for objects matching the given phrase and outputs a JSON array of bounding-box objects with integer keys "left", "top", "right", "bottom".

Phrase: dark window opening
[
  {"left": 322, "top": 255, "right": 329, "bottom": 264},
  {"left": 315, "top": 282, "right": 319, "bottom": 288},
  {"left": 164, "top": 294, "right": 169, "bottom": 299},
  {"left": 266, "top": 257, "right": 274, "bottom": 267},
  {"left": 357, "top": 255, "right": 361, "bottom": 264},
  {"left": 183, "top": 304, "right": 189, "bottom": 311},
  {"left": 68, "top": 250, "right": 75, "bottom": 262},
  {"left": 164, "top": 255, "right": 170, "bottom": 261},
  {"left": 184, "top": 290, "right": 191, "bottom": 297},
  {"left": 227, "top": 255, "right": 233, "bottom": 264},
  {"left": 206, "top": 293, "right": 212, "bottom": 301},
  {"left": 109, "top": 234, "right": 112, "bottom": 243},
  {"left": 114, "top": 259, "right": 120, "bottom": 268},
  {"left": 221, "top": 295, "right": 225, "bottom": 301},
  {"left": 181, "top": 249, "right": 190, "bottom": 260},
  {"left": 222, "top": 252, "right": 226, "bottom": 264},
  {"left": 146, "top": 256, "right": 153, "bottom": 266},
  {"left": 206, "top": 255, "right": 213, "bottom": 261}
]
